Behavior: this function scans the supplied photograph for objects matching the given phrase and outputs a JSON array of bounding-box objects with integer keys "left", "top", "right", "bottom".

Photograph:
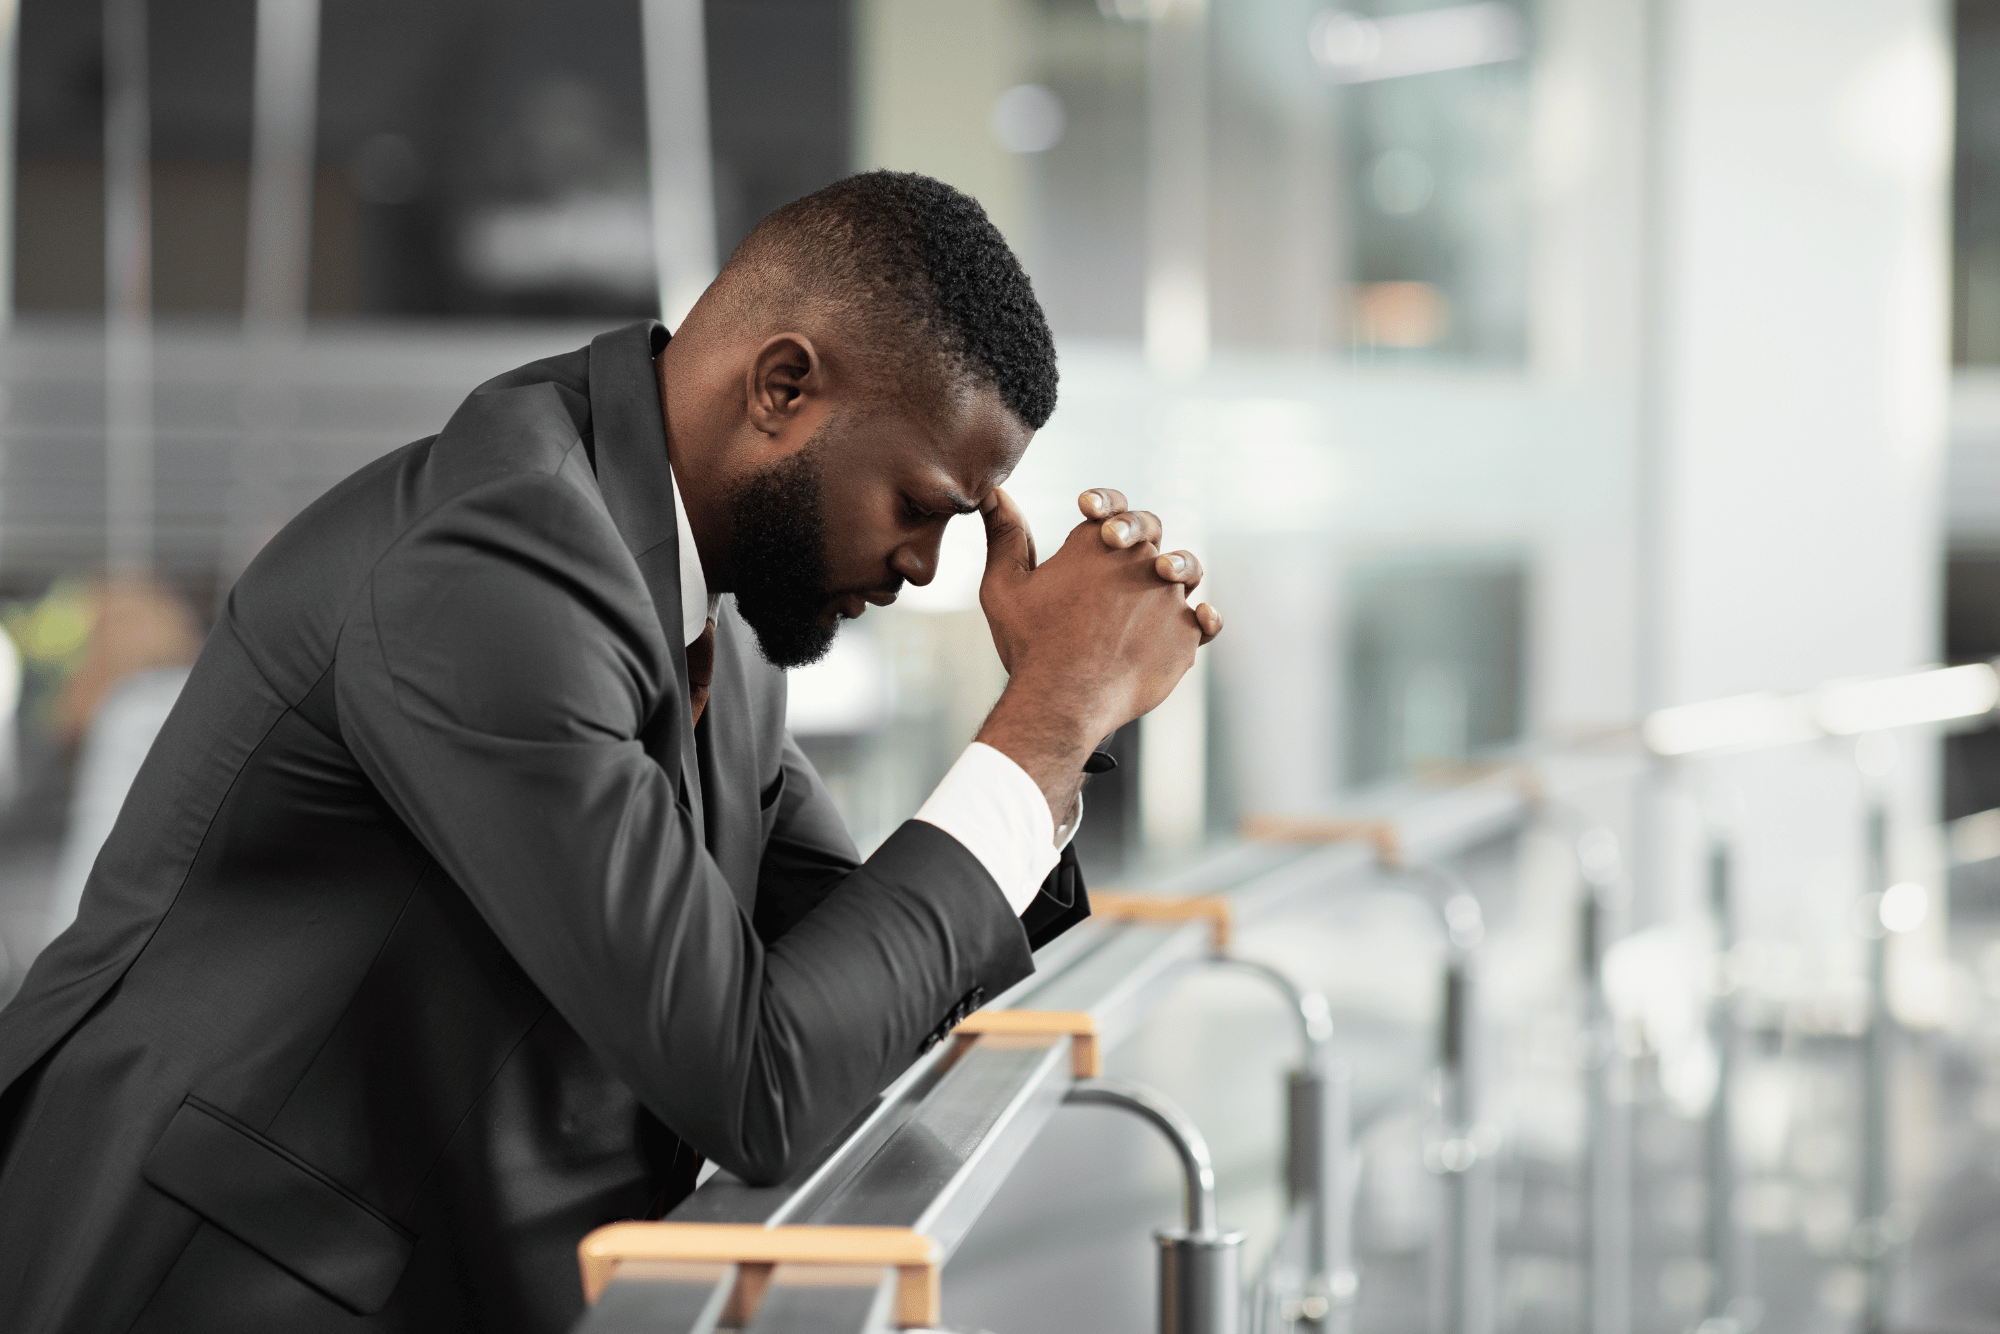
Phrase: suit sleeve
[
  {"left": 759, "top": 732, "right": 1094, "bottom": 951},
  {"left": 751, "top": 733, "right": 860, "bottom": 944},
  {"left": 333, "top": 465, "right": 1035, "bottom": 1184}
]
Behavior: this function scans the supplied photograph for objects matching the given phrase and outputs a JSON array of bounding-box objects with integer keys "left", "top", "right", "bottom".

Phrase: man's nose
[{"left": 892, "top": 537, "right": 938, "bottom": 587}]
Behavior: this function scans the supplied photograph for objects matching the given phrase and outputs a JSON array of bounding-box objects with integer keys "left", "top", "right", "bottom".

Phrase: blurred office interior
[{"left": 3, "top": 1, "right": 2000, "bottom": 1332}]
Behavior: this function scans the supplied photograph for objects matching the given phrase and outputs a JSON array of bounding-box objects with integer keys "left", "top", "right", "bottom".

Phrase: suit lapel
[
  {"left": 696, "top": 603, "right": 774, "bottom": 915},
  {"left": 585, "top": 322, "right": 704, "bottom": 835}
]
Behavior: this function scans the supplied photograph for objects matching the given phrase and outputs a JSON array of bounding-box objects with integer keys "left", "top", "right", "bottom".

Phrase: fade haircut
[{"left": 711, "top": 171, "right": 1058, "bottom": 430}]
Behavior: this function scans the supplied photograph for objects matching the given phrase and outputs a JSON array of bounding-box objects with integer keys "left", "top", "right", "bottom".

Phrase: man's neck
[{"left": 654, "top": 345, "right": 734, "bottom": 593}]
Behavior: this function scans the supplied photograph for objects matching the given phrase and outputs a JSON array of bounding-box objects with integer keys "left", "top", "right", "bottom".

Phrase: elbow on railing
[
  {"left": 703, "top": 1076, "right": 838, "bottom": 1187},
  {"left": 718, "top": 1136, "right": 807, "bottom": 1188},
  {"left": 698, "top": 1110, "right": 803, "bottom": 1187}
]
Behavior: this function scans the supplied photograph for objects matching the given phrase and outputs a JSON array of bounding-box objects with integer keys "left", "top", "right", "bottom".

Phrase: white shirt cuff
[{"left": 914, "top": 742, "right": 1078, "bottom": 916}]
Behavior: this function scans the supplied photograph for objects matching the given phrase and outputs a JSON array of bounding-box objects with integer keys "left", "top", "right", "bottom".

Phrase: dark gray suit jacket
[{"left": 0, "top": 321, "right": 1087, "bottom": 1333}]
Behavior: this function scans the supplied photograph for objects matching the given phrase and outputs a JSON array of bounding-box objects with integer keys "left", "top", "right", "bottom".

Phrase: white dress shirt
[{"left": 670, "top": 472, "right": 1074, "bottom": 915}]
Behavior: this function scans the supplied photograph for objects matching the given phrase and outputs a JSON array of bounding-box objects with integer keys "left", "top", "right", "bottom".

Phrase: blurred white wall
[
  {"left": 1525, "top": 0, "right": 1650, "bottom": 739},
  {"left": 1654, "top": 0, "right": 1951, "bottom": 705},
  {"left": 1639, "top": 0, "right": 1955, "bottom": 1007}
]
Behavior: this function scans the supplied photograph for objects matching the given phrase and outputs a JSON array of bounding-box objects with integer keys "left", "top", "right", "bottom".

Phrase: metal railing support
[
  {"left": 1573, "top": 825, "right": 1631, "bottom": 1334},
  {"left": 1532, "top": 798, "right": 1632, "bottom": 1334},
  {"left": 1854, "top": 785, "right": 1898, "bottom": 1334},
  {"left": 1408, "top": 864, "right": 1493, "bottom": 1334},
  {"left": 1209, "top": 957, "right": 1354, "bottom": 1333},
  {"left": 1701, "top": 836, "right": 1755, "bottom": 1334},
  {"left": 1068, "top": 1078, "right": 1244, "bottom": 1334}
]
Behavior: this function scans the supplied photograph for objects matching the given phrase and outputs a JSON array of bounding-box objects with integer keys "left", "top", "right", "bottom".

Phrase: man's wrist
[{"left": 975, "top": 683, "right": 1099, "bottom": 830}]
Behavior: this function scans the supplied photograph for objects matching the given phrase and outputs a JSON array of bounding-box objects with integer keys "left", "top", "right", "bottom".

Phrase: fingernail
[
  {"left": 1165, "top": 553, "right": 1187, "bottom": 575},
  {"left": 1086, "top": 490, "right": 1106, "bottom": 512},
  {"left": 1108, "top": 518, "right": 1131, "bottom": 542}
]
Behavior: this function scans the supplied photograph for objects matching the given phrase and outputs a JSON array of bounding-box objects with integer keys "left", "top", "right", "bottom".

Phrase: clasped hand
[{"left": 973, "top": 486, "right": 1221, "bottom": 824}]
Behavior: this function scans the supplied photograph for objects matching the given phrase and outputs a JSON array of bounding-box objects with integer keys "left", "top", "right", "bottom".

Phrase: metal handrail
[{"left": 573, "top": 759, "right": 1621, "bottom": 1332}]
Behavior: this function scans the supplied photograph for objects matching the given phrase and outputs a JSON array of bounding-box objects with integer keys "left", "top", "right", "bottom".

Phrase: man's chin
[{"left": 741, "top": 608, "right": 839, "bottom": 670}]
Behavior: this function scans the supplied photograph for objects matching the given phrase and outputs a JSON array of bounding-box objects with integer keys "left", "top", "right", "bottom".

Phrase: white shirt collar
[{"left": 669, "top": 466, "right": 720, "bottom": 647}]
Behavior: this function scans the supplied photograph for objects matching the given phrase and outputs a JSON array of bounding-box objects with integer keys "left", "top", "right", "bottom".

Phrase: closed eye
[{"left": 905, "top": 491, "right": 979, "bottom": 524}]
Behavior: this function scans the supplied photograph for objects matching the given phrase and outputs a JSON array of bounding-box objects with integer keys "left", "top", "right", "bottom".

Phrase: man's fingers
[
  {"left": 1078, "top": 488, "right": 1129, "bottom": 520},
  {"left": 1101, "top": 510, "right": 1163, "bottom": 550},
  {"left": 1195, "top": 602, "right": 1223, "bottom": 645},
  {"left": 980, "top": 486, "right": 1038, "bottom": 581},
  {"left": 1153, "top": 549, "right": 1202, "bottom": 592}
]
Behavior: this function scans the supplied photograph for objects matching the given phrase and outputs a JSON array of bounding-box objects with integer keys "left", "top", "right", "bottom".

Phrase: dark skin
[{"left": 656, "top": 316, "right": 1221, "bottom": 834}]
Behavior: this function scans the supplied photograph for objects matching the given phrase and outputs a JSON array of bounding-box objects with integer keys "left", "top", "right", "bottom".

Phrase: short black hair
[{"left": 718, "top": 171, "right": 1058, "bottom": 430}]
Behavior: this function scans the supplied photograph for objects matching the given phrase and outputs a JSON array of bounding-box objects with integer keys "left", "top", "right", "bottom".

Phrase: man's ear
[{"left": 744, "top": 334, "right": 819, "bottom": 440}]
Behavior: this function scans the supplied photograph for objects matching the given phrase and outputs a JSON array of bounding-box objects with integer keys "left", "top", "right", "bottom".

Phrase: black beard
[{"left": 726, "top": 439, "right": 839, "bottom": 668}]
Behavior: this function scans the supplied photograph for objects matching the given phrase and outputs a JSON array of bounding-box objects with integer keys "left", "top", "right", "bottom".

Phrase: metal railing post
[
  {"left": 1068, "top": 1078, "right": 1244, "bottom": 1334},
  {"left": 1210, "top": 957, "right": 1355, "bottom": 1332},
  {"left": 1410, "top": 866, "right": 1492, "bottom": 1334},
  {"left": 1855, "top": 791, "right": 1895, "bottom": 1334},
  {"left": 1554, "top": 816, "right": 1629, "bottom": 1334},
  {"left": 1702, "top": 836, "right": 1752, "bottom": 1334}
]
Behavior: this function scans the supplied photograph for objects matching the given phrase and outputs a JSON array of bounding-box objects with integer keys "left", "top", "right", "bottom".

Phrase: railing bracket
[
  {"left": 951, "top": 1008, "right": 1100, "bottom": 1077},
  {"left": 1091, "top": 891, "right": 1235, "bottom": 953},
  {"left": 577, "top": 1222, "right": 938, "bottom": 1328}
]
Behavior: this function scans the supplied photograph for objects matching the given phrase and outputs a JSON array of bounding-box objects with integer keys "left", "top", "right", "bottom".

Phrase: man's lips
[{"left": 832, "top": 589, "right": 901, "bottom": 619}]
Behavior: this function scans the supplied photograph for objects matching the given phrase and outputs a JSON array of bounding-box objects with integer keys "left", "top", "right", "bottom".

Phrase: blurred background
[{"left": 2, "top": 0, "right": 2000, "bottom": 1331}]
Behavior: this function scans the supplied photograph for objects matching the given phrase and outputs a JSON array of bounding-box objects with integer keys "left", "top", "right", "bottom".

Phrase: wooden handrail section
[
  {"left": 578, "top": 1222, "right": 938, "bottom": 1326},
  {"left": 949, "top": 1009, "right": 1099, "bottom": 1077},
  {"left": 1088, "top": 890, "right": 1234, "bottom": 952},
  {"left": 1239, "top": 813, "right": 1401, "bottom": 864}
]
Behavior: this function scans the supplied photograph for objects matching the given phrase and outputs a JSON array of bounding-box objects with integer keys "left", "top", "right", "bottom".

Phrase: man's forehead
[{"left": 901, "top": 378, "right": 1032, "bottom": 495}]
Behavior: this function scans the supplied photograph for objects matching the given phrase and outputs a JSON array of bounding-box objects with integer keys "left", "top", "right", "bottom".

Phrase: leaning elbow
[
  {"left": 720, "top": 1137, "right": 806, "bottom": 1188},
  {"left": 711, "top": 1101, "right": 807, "bottom": 1186}
]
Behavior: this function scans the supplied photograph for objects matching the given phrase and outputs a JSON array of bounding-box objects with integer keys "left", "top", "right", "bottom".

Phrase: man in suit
[{"left": 0, "top": 172, "right": 1219, "bottom": 1332}]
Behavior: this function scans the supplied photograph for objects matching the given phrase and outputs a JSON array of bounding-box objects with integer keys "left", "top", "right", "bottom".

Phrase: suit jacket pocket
[{"left": 142, "top": 1096, "right": 416, "bottom": 1315}]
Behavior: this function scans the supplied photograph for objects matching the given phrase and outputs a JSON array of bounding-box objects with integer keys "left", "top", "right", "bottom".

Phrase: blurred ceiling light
[
  {"left": 461, "top": 192, "right": 655, "bottom": 296},
  {"left": 991, "top": 84, "right": 1067, "bottom": 155},
  {"left": 1353, "top": 281, "right": 1448, "bottom": 349},
  {"left": 1813, "top": 663, "right": 1998, "bottom": 735},
  {"left": 1641, "top": 692, "right": 1819, "bottom": 757},
  {"left": 1878, "top": 882, "right": 1928, "bottom": 934},
  {"left": 1309, "top": 3, "right": 1524, "bottom": 85},
  {"left": 1370, "top": 148, "right": 1435, "bottom": 214}
]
